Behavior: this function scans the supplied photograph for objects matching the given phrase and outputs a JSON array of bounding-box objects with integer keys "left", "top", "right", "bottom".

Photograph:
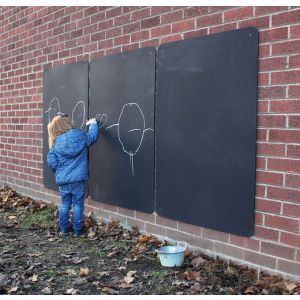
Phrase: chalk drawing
[
  {"left": 105, "top": 102, "right": 153, "bottom": 176},
  {"left": 95, "top": 113, "right": 108, "bottom": 129},
  {"left": 45, "top": 97, "right": 61, "bottom": 123},
  {"left": 71, "top": 100, "right": 86, "bottom": 129}
]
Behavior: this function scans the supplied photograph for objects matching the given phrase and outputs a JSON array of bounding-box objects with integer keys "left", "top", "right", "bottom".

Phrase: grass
[
  {"left": 152, "top": 270, "right": 166, "bottom": 280},
  {"left": 87, "top": 246, "right": 106, "bottom": 257},
  {"left": 20, "top": 207, "right": 55, "bottom": 228},
  {"left": 112, "top": 241, "right": 127, "bottom": 249}
]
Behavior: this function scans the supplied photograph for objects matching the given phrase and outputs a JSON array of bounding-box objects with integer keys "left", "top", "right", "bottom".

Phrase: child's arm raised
[
  {"left": 47, "top": 149, "right": 58, "bottom": 172},
  {"left": 85, "top": 118, "right": 99, "bottom": 147}
]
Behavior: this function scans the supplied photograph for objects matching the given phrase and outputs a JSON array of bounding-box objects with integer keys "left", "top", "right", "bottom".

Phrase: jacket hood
[{"left": 54, "top": 129, "right": 86, "bottom": 158}]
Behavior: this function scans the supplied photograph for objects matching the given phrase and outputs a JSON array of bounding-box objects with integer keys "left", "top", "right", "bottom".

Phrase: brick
[
  {"left": 286, "top": 174, "right": 300, "bottom": 188},
  {"left": 105, "top": 7, "right": 122, "bottom": 19},
  {"left": 255, "top": 6, "right": 288, "bottom": 15},
  {"left": 183, "top": 28, "right": 208, "bottom": 39},
  {"left": 256, "top": 157, "right": 266, "bottom": 169},
  {"left": 184, "top": 7, "right": 209, "bottom": 19},
  {"left": 118, "top": 206, "right": 135, "bottom": 217},
  {"left": 151, "top": 25, "right": 171, "bottom": 38},
  {"left": 272, "top": 40, "right": 300, "bottom": 56},
  {"left": 265, "top": 214, "right": 299, "bottom": 233},
  {"left": 130, "top": 30, "right": 149, "bottom": 42},
  {"left": 244, "top": 250, "right": 277, "bottom": 269},
  {"left": 197, "top": 13, "right": 222, "bottom": 27},
  {"left": 268, "top": 186, "right": 300, "bottom": 203},
  {"left": 291, "top": 24, "right": 300, "bottom": 38},
  {"left": 288, "top": 85, "right": 300, "bottom": 98},
  {"left": 145, "top": 223, "right": 167, "bottom": 236},
  {"left": 261, "top": 241, "right": 295, "bottom": 260},
  {"left": 160, "top": 34, "right": 182, "bottom": 44},
  {"left": 281, "top": 232, "right": 300, "bottom": 247},
  {"left": 101, "top": 202, "right": 117, "bottom": 212},
  {"left": 135, "top": 211, "right": 155, "bottom": 223},
  {"left": 277, "top": 260, "right": 300, "bottom": 276},
  {"left": 156, "top": 215, "right": 177, "bottom": 229},
  {"left": 289, "top": 116, "right": 300, "bottom": 128},
  {"left": 123, "top": 21, "right": 140, "bottom": 34},
  {"left": 258, "top": 73, "right": 269, "bottom": 86},
  {"left": 188, "top": 235, "right": 215, "bottom": 251},
  {"left": 230, "top": 234, "right": 260, "bottom": 251},
  {"left": 259, "top": 57, "right": 287, "bottom": 72},
  {"left": 131, "top": 7, "right": 151, "bottom": 21},
  {"left": 122, "top": 43, "right": 139, "bottom": 52},
  {"left": 270, "top": 100, "right": 300, "bottom": 114},
  {"left": 150, "top": 6, "right": 172, "bottom": 16},
  {"left": 261, "top": 142, "right": 284, "bottom": 160},
  {"left": 268, "top": 157, "right": 300, "bottom": 173},
  {"left": 215, "top": 242, "right": 244, "bottom": 259},
  {"left": 272, "top": 9, "right": 300, "bottom": 26},
  {"left": 254, "top": 226, "right": 279, "bottom": 241},
  {"left": 166, "top": 228, "right": 189, "bottom": 242},
  {"left": 141, "top": 16, "right": 160, "bottom": 29},
  {"left": 287, "top": 145, "right": 300, "bottom": 158},
  {"left": 224, "top": 7, "right": 253, "bottom": 22},
  {"left": 269, "top": 129, "right": 300, "bottom": 143},
  {"left": 172, "top": 19, "right": 195, "bottom": 33},
  {"left": 257, "top": 129, "right": 267, "bottom": 142},
  {"left": 239, "top": 16, "right": 269, "bottom": 29},
  {"left": 259, "top": 27, "right": 288, "bottom": 43},
  {"left": 255, "top": 198, "right": 282, "bottom": 213},
  {"left": 177, "top": 221, "right": 202, "bottom": 236},
  {"left": 161, "top": 10, "right": 183, "bottom": 24},
  {"left": 257, "top": 115, "right": 286, "bottom": 127},
  {"left": 290, "top": 55, "right": 300, "bottom": 68},
  {"left": 283, "top": 203, "right": 300, "bottom": 218},
  {"left": 256, "top": 185, "right": 266, "bottom": 198},
  {"left": 202, "top": 228, "right": 229, "bottom": 243},
  {"left": 209, "top": 23, "right": 237, "bottom": 34},
  {"left": 114, "top": 14, "right": 131, "bottom": 26},
  {"left": 126, "top": 217, "right": 145, "bottom": 231},
  {"left": 113, "top": 35, "right": 130, "bottom": 46}
]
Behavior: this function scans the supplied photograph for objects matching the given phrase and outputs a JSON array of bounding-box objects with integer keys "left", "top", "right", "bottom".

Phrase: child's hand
[{"left": 86, "top": 118, "right": 97, "bottom": 126}]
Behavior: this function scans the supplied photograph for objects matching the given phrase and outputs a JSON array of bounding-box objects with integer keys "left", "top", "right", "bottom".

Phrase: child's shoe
[
  {"left": 74, "top": 227, "right": 86, "bottom": 237},
  {"left": 59, "top": 230, "right": 70, "bottom": 237}
]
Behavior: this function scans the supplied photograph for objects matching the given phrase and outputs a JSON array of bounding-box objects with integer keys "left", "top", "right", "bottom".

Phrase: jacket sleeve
[
  {"left": 86, "top": 123, "right": 99, "bottom": 147},
  {"left": 47, "top": 148, "right": 58, "bottom": 173}
]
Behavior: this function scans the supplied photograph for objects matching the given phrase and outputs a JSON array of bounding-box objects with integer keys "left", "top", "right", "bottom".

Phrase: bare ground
[{"left": 0, "top": 186, "right": 299, "bottom": 295}]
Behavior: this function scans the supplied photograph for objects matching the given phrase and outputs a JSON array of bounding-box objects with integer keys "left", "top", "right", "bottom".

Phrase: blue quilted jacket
[{"left": 47, "top": 124, "right": 99, "bottom": 186}]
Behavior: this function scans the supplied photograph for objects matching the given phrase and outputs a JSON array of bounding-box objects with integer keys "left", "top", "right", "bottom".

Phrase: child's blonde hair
[{"left": 47, "top": 116, "right": 73, "bottom": 148}]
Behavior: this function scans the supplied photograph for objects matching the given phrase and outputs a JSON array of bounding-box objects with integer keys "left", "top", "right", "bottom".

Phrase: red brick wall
[{"left": 0, "top": 6, "right": 299, "bottom": 281}]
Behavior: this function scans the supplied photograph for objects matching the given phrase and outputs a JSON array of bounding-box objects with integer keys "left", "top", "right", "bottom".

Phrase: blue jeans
[{"left": 59, "top": 181, "right": 86, "bottom": 234}]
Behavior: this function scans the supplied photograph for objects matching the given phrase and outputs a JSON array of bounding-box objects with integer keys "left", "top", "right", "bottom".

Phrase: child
[{"left": 47, "top": 115, "right": 99, "bottom": 236}]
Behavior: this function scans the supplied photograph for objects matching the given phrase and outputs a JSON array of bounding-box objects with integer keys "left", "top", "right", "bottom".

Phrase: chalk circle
[{"left": 118, "top": 103, "right": 145, "bottom": 157}]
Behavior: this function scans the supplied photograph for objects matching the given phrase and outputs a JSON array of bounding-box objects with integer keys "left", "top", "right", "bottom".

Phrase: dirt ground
[{"left": 0, "top": 186, "right": 299, "bottom": 295}]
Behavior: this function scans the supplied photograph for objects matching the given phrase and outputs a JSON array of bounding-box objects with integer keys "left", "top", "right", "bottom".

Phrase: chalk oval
[{"left": 118, "top": 103, "right": 145, "bottom": 156}]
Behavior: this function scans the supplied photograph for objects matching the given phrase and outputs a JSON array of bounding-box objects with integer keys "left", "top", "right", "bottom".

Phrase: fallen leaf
[
  {"left": 72, "top": 256, "right": 89, "bottom": 264},
  {"left": 184, "top": 270, "right": 202, "bottom": 282},
  {"left": 124, "top": 270, "right": 137, "bottom": 284},
  {"left": 66, "top": 288, "right": 78, "bottom": 295},
  {"left": 29, "top": 274, "right": 38, "bottom": 282},
  {"left": 41, "top": 286, "right": 52, "bottom": 295},
  {"left": 28, "top": 252, "right": 43, "bottom": 257},
  {"left": 65, "top": 269, "right": 77, "bottom": 276},
  {"left": 107, "top": 251, "right": 116, "bottom": 258},
  {"left": 7, "top": 215, "right": 17, "bottom": 220},
  {"left": 285, "top": 282, "right": 298, "bottom": 293},
  {"left": 8, "top": 286, "right": 18, "bottom": 293},
  {"left": 100, "top": 286, "right": 119, "bottom": 294},
  {"left": 185, "top": 250, "right": 192, "bottom": 257},
  {"left": 138, "top": 234, "right": 151, "bottom": 243},
  {"left": 80, "top": 267, "right": 90, "bottom": 276},
  {"left": 172, "top": 280, "right": 190, "bottom": 288},
  {"left": 119, "top": 282, "right": 133, "bottom": 289},
  {"left": 191, "top": 256, "right": 206, "bottom": 268},
  {"left": 97, "top": 271, "right": 110, "bottom": 278},
  {"left": 244, "top": 286, "right": 255, "bottom": 294}
]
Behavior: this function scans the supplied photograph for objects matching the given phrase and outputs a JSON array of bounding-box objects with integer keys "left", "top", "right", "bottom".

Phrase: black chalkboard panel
[
  {"left": 156, "top": 27, "right": 258, "bottom": 237},
  {"left": 43, "top": 62, "right": 89, "bottom": 191},
  {"left": 89, "top": 48, "right": 155, "bottom": 213}
]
